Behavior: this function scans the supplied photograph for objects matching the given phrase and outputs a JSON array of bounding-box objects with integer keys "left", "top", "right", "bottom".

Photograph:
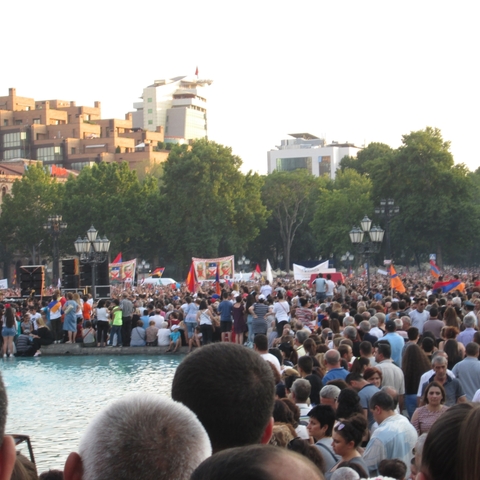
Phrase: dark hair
[
  {"left": 444, "top": 339, "right": 463, "bottom": 369},
  {"left": 349, "top": 357, "right": 370, "bottom": 375},
  {"left": 333, "top": 413, "right": 367, "bottom": 448},
  {"left": 421, "top": 336, "right": 435, "bottom": 354},
  {"left": 303, "top": 338, "right": 317, "bottom": 357},
  {"left": 422, "top": 403, "right": 474, "bottom": 480},
  {"left": 402, "top": 344, "right": 432, "bottom": 394},
  {"left": 39, "top": 470, "right": 65, "bottom": 480},
  {"left": 190, "top": 444, "right": 323, "bottom": 480},
  {"left": 375, "top": 342, "right": 391, "bottom": 359},
  {"left": 335, "top": 388, "right": 363, "bottom": 420},
  {"left": 458, "top": 404, "right": 480, "bottom": 480},
  {"left": 281, "top": 398, "right": 300, "bottom": 427},
  {"left": 307, "top": 405, "right": 335, "bottom": 437},
  {"left": 369, "top": 391, "right": 395, "bottom": 411},
  {"left": 273, "top": 399, "right": 295, "bottom": 425},
  {"left": 199, "top": 299, "right": 208, "bottom": 310},
  {"left": 466, "top": 342, "right": 480, "bottom": 357},
  {"left": 336, "top": 460, "right": 368, "bottom": 478},
  {"left": 97, "top": 299, "right": 106, "bottom": 308},
  {"left": 172, "top": 343, "right": 275, "bottom": 452},
  {"left": 407, "top": 326, "right": 419, "bottom": 341},
  {"left": 297, "top": 356, "right": 313, "bottom": 375},
  {"left": 359, "top": 341, "right": 372, "bottom": 355},
  {"left": 287, "top": 438, "right": 325, "bottom": 473},
  {"left": 253, "top": 334, "right": 268, "bottom": 351},
  {"left": 378, "top": 458, "right": 407, "bottom": 480}
]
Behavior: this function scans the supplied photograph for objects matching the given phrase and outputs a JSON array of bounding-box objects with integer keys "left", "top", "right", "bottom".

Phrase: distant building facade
[
  {"left": 0, "top": 88, "right": 169, "bottom": 173},
  {"left": 267, "top": 133, "right": 362, "bottom": 179},
  {"left": 130, "top": 76, "right": 212, "bottom": 142}
]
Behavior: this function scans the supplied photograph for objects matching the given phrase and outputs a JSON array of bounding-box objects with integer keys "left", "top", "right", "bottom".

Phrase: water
[{"left": 1, "top": 355, "right": 184, "bottom": 474}]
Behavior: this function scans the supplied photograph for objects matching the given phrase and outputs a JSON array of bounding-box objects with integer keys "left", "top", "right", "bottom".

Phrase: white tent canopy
[{"left": 141, "top": 277, "right": 176, "bottom": 285}]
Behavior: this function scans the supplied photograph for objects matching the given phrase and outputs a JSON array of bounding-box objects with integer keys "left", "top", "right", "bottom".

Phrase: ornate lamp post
[
  {"left": 374, "top": 198, "right": 399, "bottom": 262},
  {"left": 349, "top": 216, "right": 384, "bottom": 292},
  {"left": 140, "top": 260, "right": 150, "bottom": 281},
  {"left": 74, "top": 226, "right": 110, "bottom": 300},
  {"left": 43, "top": 214, "right": 67, "bottom": 286},
  {"left": 341, "top": 251, "right": 355, "bottom": 275},
  {"left": 237, "top": 255, "right": 250, "bottom": 273}
]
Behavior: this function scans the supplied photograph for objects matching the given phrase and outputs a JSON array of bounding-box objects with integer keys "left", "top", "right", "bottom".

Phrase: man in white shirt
[
  {"left": 409, "top": 299, "right": 429, "bottom": 334},
  {"left": 253, "top": 334, "right": 282, "bottom": 375},
  {"left": 290, "top": 378, "right": 312, "bottom": 439},
  {"left": 325, "top": 274, "right": 336, "bottom": 301},
  {"left": 260, "top": 281, "right": 273, "bottom": 298}
]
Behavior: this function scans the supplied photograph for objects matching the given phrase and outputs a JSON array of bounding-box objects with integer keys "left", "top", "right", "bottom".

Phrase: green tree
[
  {"left": 262, "top": 170, "right": 320, "bottom": 272},
  {"left": 340, "top": 142, "right": 393, "bottom": 176},
  {"left": 311, "top": 169, "right": 374, "bottom": 258},
  {"left": 0, "top": 163, "right": 65, "bottom": 263},
  {"left": 160, "top": 140, "right": 267, "bottom": 272},
  {"left": 62, "top": 162, "right": 160, "bottom": 258}
]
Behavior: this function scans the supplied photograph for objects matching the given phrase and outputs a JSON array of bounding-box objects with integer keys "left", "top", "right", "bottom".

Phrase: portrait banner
[
  {"left": 109, "top": 259, "right": 137, "bottom": 283},
  {"left": 192, "top": 256, "right": 235, "bottom": 281}
]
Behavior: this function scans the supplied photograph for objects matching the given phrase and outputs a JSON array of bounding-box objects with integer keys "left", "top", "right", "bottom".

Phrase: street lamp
[
  {"left": 74, "top": 225, "right": 110, "bottom": 300},
  {"left": 43, "top": 214, "right": 67, "bottom": 286},
  {"left": 237, "top": 255, "right": 250, "bottom": 273},
  {"left": 375, "top": 198, "right": 399, "bottom": 262},
  {"left": 341, "top": 251, "right": 355, "bottom": 275},
  {"left": 349, "top": 216, "right": 384, "bottom": 292},
  {"left": 140, "top": 260, "right": 150, "bottom": 280}
]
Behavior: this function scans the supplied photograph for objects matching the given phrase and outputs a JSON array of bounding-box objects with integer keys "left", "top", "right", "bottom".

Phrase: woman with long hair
[
  {"left": 443, "top": 339, "right": 464, "bottom": 370},
  {"left": 443, "top": 306, "right": 460, "bottom": 328},
  {"left": 402, "top": 343, "right": 435, "bottom": 419},
  {"left": 272, "top": 292, "right": 290, "bottom": 336},
  {"left": 2, "top": 307, "right": 16, "bottom": 357},
  {"left": 232, "top": 295, "right": 245, "bottom": 345},
  {"left": 196, "top": 299, "right": 217, "bottom": 345}
]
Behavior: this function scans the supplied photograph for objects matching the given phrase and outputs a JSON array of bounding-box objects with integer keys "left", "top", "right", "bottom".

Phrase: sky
[{"left": 2, "top": 1, "right": 479, "bottom": 174}]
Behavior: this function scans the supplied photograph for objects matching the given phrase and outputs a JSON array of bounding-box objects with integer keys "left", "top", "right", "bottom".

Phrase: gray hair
[
  {"left": 376, "top": 312, "right": 386, "bottom": 324},
  {"left": 394, "top": 318, "right": 403, "bottom": 330},
  {"left": 296, "top": 330, "right": 308, "bottom": 345},
  {"left": 401, "top": 315, "right": 411, "bottom": 326},
  {"left": 324, "top": 349, "right": 341, "bottom": 366},
  {"left": 432, "top": 355, "right": 448, "bottom": 366},
  {"left": 464, "top": 315, "right": 475, "bottom": 328},
  {"left": 79, "top": 394, "right": 211, "bottom": 480},
  {"left": 343, "top": 326, "right": 357, "bottom": 341},
  {"left": 343, "top": 317, "right": 355, "bottom": 327},
  {"left": 331, "top": 467, "right": 360, "bottom": 480},
  {"left": 320, "top": 385, "right": 341, "bottom": 400},
  {"left": 291, "top": 379, "right": 311, "bottom": 403},
  {"left": 359, "top": 320, "right": 371, "bottom": 333},
  {"left": 369, "top": 316, "right": 379, "bottom": 327}
]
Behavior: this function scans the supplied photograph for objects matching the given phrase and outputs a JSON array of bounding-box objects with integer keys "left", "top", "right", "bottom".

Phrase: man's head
[
  {"left": 345, "top": 372, "right": 366, "bottom": 391},
  {"left": 291, "top": 379, "right": 311, "bottom": 404},
  {"left": 171, "top": 343, "right": 275, "bottom": 452},
  {"left": 338, "top": 344, "right": 353, "bottom": 363},
  {"left": 369, "top": 316, "right": 379, "bottom": 328},
  {"left": 375, "top": 342, "right": 391, "bottom": 363},
  {"left": 407, "top": 327, "right": 419, "bottom": 342},
  {"left": 320, "top": 385, "right": 340, "bottom": 409},
  {"left": 0, "top": 373, "right": 16, "bottom": 480},
  {"left": 432, "top": 355, "right": 448, "bottom": 380},
  {"left": 359, "top": 321, "right": 371, "bottom": 333},
  {"left": 190, "top": 444, "right": 324, "bottom": 480},
  {"left": 253, "top": 334, "right": 269, "bottom": 353},
  {"left": 464, "top": 315, "right": 476, "bottom": 329},
  {"left": 466, "top": 342, "right": 480, "bottom": 358},
  {"left": 416, "top": 299, "right": 427, "bottom": 313},
  {"left": 64, "top": 394, "right": 211, "bottom": 480},
  {"left": 381, "top": 386, "right": 399, "bottom": 409},
  {"left": 369, "top": 391, "right": 395, "bottom": 424},
  {"left": 295, "top": 330, "right": 308, "bottom": 346},
  {"left": 385, "top": 320, "right": 396, "bottom": 332},
  {"left": 359, "top": 341, "right": 373, "bottom": 357},
  {"left": 307, "top": 405, "right": 336, "bottom": 440},
  {"left": 343, "top": 326, "right": 357, "bottom": 342},
  {"left": 297, "top": 356, "right": 313, "bottom": 376},
  {"left": 324, "top": 349, "right": 341, "bottom": 369}
]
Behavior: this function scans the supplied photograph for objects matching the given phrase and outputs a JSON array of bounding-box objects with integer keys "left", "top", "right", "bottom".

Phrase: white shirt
[
  {"left": 157, "top": 328, "right": 171, "bottom": 346},
  {"left": 416, "top": 368, "right": 455, "bottom": 397},
  {"left": 260, "top": 352, "right": 282, "bottom": 375},
  {"left": 370, "top": 327, "right": 384, "bottom": 339},
  {"left": 326, "top": 280, "right": 336, "bottom": 296},
  {"left": 409, "top": 309, "right": 430, "bottom": 334},
  {"left": 273, "top": 301, "right": 290, "bottom": 322},
  {"left": 150, "top": 314, "right": 164, "bottom": 329},
  {"left": 260, "top": 285, "right": 273, "bottom": 297}
]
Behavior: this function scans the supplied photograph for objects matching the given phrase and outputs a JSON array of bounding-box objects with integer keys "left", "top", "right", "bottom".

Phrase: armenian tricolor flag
[
  {"left": 390, "top": 265, "right": 406, "bottom": 293},
  {"left": 215, "top": 265, "right": 221, "bottom": 295},
  {"left": 432, "top": 279, "right": 465, "bottom": 294},
  {"left": 429, "top": 260, "right": 440, "bottom": 278}
]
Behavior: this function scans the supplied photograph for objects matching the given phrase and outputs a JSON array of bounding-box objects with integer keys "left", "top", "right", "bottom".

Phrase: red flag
[
  {"left": 195, "top": 66, "right": 198, "bottom": 76},
  {"left": 186, "top": 263, "right": 196, "bottom": 293},
  {"left": 152, "top": 267, "right": 165, "bottom": 277},
  {"left": 250, "top": 263, "right": 261, "bottom": 280},
  {"left": 215, "top": 265, "right": 221, "bottom": 295},
  {"left": 112, "top": 253, "right": 122, "bottom": 264}
]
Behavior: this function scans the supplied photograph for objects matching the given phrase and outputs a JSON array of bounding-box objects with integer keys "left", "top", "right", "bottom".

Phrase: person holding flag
[{"left": 389, "top": 265, "right": 406, "bottom": 294}]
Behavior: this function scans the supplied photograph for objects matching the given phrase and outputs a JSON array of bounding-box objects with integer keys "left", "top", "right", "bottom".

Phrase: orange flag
[
  {"left": 390, "top": 265, "right": 406, "bottom": 293},
  {"left": 186, "top": 263, "right": 196, "bottom": 293}
]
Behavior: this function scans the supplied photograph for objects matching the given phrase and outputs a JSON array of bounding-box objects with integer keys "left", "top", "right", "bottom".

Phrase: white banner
[
  {"left": 0, "top": 279, "right": 8, "bottom": 289},
  {"left": 293, "top": 262, "right": 336, "bottom": 281}
]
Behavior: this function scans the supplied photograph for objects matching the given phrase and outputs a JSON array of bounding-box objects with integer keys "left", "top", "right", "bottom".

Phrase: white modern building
[
  {"left": 130, "top": 76, "right": 213, "bottom": 142},
  {"left": 267, "top": 133, "right": 362, "bottom": 179}
]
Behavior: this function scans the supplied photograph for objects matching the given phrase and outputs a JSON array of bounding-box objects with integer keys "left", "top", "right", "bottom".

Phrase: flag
[
  {"left": 390, "top": 265, "right": 406, "bottom": 293},
  {"left": 195, "top": 66, "right": 198, "bottom": 76},
  {"left": 432, "top": 279, "right": 465, "bottom": 294},
  {"left": 152, "top": 267, "right": 165, "bottom": 277},
  {"left": 57, "top": 277, "right": 61, "bottom": 289},
  {"left": 186, "top": 263, "right": 196, "bottom": 293},
  {"left": 266, "top": 259, "right": 274, "bottom": 284},
  {"left": 215, "top": 265, "right": 221, "bottom": 295},
  {"left": 348, "top": 265, "right": 353, "bottom": 278},
  {"left": 429, "top": 260, "right": 440, "bottom": 278},
  {"left": 250, "top": 263, "right": 262, "bottom": 280},
  {"left": 112, "top": 253, "right": 122, "bottom": 264},
  {"left": 48, "top": 298, "right": 62, "bottom": 316}
]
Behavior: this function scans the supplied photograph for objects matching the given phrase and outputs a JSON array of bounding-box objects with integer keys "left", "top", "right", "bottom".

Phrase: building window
[
  {"left": 33, "top": 118, "right": 41, "bottom": 124},
  {"left": 14, "top": 120, "right": 22, "bottom": 125},
  {"left": 148, "top": 120, "right": 153, "bottom": 125},
  {"left": 85, "top": 115, "right": 90, "bottom": 121},
  {"left": 318, "top": 156, "right": 331, "bottom": 177},
  {"left": 2, "top": 132, "right": 25, "bottom": 148},
  {"left": 148, "top": 109, "right": 152, "bottom": 114},
  {"left": 3, "top": 120, "right": 8, "bottom": 126},
  {"left": 3, "top": 149, "right": 24, "bottom": 160},
  {"left": 25, "top": 107, "right": 30, "bottom": 111},
  {"left": 37, "top": 146, "right": 63, "bottom": 162},
  {"left": 71, "top": 148, "right": 76, "bottom": 154},
  {"left": 276, "top": 157, "right": 312, "bottom": 172},
  {"left": 147, "top": 98, "right": 152, "bottom": 103}
]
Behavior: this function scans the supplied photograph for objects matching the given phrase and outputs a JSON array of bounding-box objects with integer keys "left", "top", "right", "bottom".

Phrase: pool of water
[{"left": 1, "top": 355, "right": 184, "bottom": 474}]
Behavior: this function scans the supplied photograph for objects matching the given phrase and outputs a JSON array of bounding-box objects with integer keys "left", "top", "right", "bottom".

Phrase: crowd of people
[{"left": 1, "top": 270, "right": 480, "bottom": 478}]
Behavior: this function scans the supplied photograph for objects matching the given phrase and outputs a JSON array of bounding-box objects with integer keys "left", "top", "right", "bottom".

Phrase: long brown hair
[{"left": 402, "top": 343, "right": 432, "bottom": 394}]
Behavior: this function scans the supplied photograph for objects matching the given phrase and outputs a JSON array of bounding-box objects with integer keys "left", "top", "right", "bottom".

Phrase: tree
[
  {"left": 340, "top": 142, "right": 393, "bottom": 177},
  {"left": 261, "top": 169, "right": 320, "bottom": 272},
  {"left": 0, "top": 163, "right": 65, "bottom": 263},
  {"left": 311, "top": 169, "right": 374, "bottom": 258},
  {"left": 160, "top": 140, "right": 267, "bottom": 272},
  {"left": 62, "top": 162, "right": 160, "bottom": 259}
]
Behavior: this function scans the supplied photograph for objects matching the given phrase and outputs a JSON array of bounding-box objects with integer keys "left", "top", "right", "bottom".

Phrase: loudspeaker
[
  {"left": 62, "top": 259, "right": 79, "bottom": 288},
  {"left": 80, "top": 261, "right": 109, "bottom": 287},
  {"left": 20, "top": 265, "right": 45, "bottom": 296},
  {"left": 95, "top": 285, "right": 111, "bottom": 298}
]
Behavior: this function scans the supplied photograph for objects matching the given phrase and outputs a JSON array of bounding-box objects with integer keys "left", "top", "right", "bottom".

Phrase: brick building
[{"left": 0, "top": 88, "right": 169, "bottom": 173}]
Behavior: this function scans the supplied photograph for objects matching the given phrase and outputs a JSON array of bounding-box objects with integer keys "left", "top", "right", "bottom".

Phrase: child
[
  {"left": 188, "top": 325, "right": 203, "bottom": 353},
  {"left": 166, "top": 324, "right": 182, "bottom": 353}
]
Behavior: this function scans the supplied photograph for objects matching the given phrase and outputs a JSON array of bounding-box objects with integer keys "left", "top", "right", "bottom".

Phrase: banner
[
  {"left": 109, "top": 259, "right": 137, "bottom": 283},
  {"left": 0, "top": 279, "right": 8, "bottom": 290},
  {"left": 192, "top": 256, "right": 235, "bottom": 281},
  {"left": 293, "top": 261, "right": 336, "bottom": 281}
]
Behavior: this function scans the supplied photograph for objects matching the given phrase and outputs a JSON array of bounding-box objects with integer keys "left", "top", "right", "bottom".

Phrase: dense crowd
[{"left": 1, "top": 270, "right": 480, "bottom": 479}]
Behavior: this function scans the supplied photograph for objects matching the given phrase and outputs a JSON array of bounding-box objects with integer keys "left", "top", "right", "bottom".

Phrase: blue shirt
[
  {"left": 383, "top": 332, "right": 405, "bottom": 367},
  {"left": 218, "top": 300, "right": 233, "bottom": 321},
  {"left": 322, "top": 367, "right": 348, "bottom": 386}
]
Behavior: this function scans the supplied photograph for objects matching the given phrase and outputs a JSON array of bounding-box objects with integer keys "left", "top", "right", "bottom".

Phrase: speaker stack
[
  {"left": 20, "top": 265, "right": 45, "bottom": 297},
  {"left": 62, "top": 259, "right": 80, "bottom": 289}
]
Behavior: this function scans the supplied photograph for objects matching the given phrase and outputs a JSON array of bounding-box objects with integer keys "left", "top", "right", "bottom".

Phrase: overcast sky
[{"left": 2, "top": 1, "right": 478, "bottom": 174}]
